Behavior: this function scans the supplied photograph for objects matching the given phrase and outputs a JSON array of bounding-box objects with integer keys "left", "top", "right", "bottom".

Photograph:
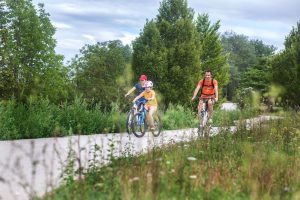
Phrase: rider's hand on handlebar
[{"left": 191, "top": 96, "right": 196, "bottom": 101}]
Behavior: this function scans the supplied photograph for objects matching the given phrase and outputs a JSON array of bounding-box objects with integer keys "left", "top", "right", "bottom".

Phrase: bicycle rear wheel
[
  {"left": 132, "top": 113, "right": 146, "bottom": 138},
  {"left": 198, "top": 111, "right": 208, "bottom": 137},
  {"left": 152, "top": 114, "right": 162, "bottom": 137}
]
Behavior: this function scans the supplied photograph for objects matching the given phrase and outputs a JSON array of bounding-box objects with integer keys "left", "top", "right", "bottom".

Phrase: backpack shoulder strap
[{"left": 202, "top": 78, "right": 215, "bottom": 88}]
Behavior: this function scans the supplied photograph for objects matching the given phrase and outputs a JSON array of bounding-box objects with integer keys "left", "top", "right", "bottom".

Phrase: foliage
[
  {"left": 195, "top": 13, "right": 229, "bottom": 94},
  {"left": 270, "top": 21, "right": 300, "bottom": 106},
  {"left": 0, "top": 97, "right": 224, "bottom": 140},
  {"left": 0, "top": 0, "right": 71, "bottom": 103},
  {"left": 0, "top": 97, "right": 127, "bottom": 140},
  {"left": 132, "top": 0, "right": 202, "bottom": 106},
  {"left": 221, "top": 31, "right": 276, "bottom": 101},
  {"left": 162, "top": 104, "right": 197, "bottom": 129},
  {"left": 70, "top": 40, "right": 131, "bottom": 109},
  {"left": 239, "top": 59, "right": 271, "bottom": 94},
  {"left": 39, "top": 112, "right": 300, "bottom": 200}
]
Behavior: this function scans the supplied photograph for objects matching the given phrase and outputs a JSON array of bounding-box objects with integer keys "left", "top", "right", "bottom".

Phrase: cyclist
[
  {"left": 191, "top": 69, "right": 218, "bottom": 123},
  {"left": 132, "top": 81, "right": 157, "bottom": 132},
  {"left": 125, "top": 74, "right": 148, "bottom": 111}
]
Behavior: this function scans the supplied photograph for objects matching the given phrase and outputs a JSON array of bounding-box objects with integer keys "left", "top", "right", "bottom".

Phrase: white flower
[
  {"left": 189, "top": 175, "right": 197, "bottom": 179},
  {"left": 187, "top": 157, "right": 197, "bottom": 161},
  {"left": 129, "top": 177, "right": 140, "bottom": 182}
]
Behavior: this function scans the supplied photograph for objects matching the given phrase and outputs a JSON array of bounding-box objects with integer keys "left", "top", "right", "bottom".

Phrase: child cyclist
[
  {"left": 132, "top": 81, "right": 157, "bottom": 132},
  {"left": 125, "top": 74, "right": 148, "bottom": 111}
]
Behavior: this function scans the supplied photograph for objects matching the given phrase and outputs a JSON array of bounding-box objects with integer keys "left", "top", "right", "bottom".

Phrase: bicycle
[
  {"left": 129, "top": 103, "right": 162, "bottom": 138},
  {"left": 197, "top": 99, "right": 212, "bottom": 137},
  {"left": 126, "top": 105, "right": 135, "bottom": 135},
  {"left": 126, "top": 98, "right": 147, "bottom": 135}
]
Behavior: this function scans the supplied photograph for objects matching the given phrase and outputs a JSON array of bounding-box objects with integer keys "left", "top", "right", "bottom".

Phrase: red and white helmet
[{"left": 144, "top": 81, "right": 153, "bottom": 88}]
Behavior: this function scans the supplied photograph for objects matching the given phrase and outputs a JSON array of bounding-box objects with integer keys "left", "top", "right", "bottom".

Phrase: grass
[{"left": 39, "top": 111, "right": 300, "bottom": 200}]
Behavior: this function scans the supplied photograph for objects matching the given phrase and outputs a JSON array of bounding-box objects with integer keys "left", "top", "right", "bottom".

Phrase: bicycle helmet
[
  {"left": 139, "top": 74, "right": 147, "bottom": 81},
  {"left": 145, "top": 81, "right": 153, "bottom": 88}
]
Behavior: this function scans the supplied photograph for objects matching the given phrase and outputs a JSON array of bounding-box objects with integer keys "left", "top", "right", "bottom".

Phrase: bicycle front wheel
[
  {"left": 126, "top": 110, "right": 134, "bottom": 134},
  {"left": 132, "top": 113, "right": 146, "bottom": 138},
  {"left": 198, "top": 111, "right": 208, "bottom": 137}
]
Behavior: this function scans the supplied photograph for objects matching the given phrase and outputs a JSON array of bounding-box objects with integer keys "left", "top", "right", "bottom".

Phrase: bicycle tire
[
  {"left": 126, "top": 110, "right": 134, "bottom": 134},
  {"left": 198, "top": 110, "right": 208, "bottom": 137},
  {"left": 152, "top": 115, "right": 162, "bottom": 137},
  {"left": 132, "top": 113, "right": 146, "bottom": 138}
]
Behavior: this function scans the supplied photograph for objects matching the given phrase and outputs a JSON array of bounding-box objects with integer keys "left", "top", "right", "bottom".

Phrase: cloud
[
  {"left": 52, "top": 22, "right": 72, "bottom": 29},
  {"left": 32, "top": 0, "right": 299, "bottom": 62}
]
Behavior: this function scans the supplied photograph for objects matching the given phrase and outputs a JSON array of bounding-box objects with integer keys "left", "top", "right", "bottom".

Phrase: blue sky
[{"left": 32, "top": 0, "right": 299, "bottom": 63}]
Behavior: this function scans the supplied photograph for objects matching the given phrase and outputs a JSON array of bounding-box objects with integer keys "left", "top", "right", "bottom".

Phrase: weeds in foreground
[{"left": 39, "top": 112, "right": 300, "bottom": 200}]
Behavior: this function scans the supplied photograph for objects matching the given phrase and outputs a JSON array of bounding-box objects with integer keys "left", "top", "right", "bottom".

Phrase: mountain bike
[
  {"left": 129, "top": 103, "right": 162, "bottom": 138},
  {"left": 197, "top": 99, "right": 211, "bottom": 137},
  {"left": 126, "top": 105, "right": 136, "bottom": 135},
  {"left": 126, "top": 98, "right": 147, "bottom": 135}
]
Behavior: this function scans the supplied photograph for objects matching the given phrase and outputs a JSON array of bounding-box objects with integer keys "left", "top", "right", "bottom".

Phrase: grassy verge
[{"left": 39, "top": 112, "right": 300, "bottom": 200}]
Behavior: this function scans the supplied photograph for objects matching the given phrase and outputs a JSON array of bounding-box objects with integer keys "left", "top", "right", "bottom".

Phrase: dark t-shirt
[{"left": 134, "top": 83, "right": 145, "bottom": 95}]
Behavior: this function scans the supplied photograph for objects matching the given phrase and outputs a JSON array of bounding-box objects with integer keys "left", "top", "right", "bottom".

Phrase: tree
[
  {"left": 221, "top": 32, "right": 275, "bottom": 100},
  {"left": 0, "top": 0, "right": 71, "bottom": 102},
  {"left": 195, "top": 13, "right": 229, "bottom": 96},
  {"left": 132, "top": 0, "right": 201, "bottom": 106},
  {"left": 270, "top": 22, "right": 300, "bottom": 106},
  {"left": 71, "top": 40, "right": 131, "bottom": 108},
  {"left": 221, "top": 31, "right": 257, "bottom": 72},
  {"left": 250, "top": 39, "right": 276, "bottom": 58}
]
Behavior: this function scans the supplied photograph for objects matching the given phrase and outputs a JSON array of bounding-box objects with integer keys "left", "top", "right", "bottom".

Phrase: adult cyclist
[{"left": 191, "top": 69, "right": 218, "bottom": 123}]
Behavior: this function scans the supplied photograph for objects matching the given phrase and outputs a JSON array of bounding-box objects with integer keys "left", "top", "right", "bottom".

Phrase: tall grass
[
  {"left": 0, "top": 99, "right": 212, "bottom": 140},
  {"left": 39, "top": 111, "right": 300, "bottom": 200},
  {"left": 0, "top": 98, "right": 127, "bottom": 140}
]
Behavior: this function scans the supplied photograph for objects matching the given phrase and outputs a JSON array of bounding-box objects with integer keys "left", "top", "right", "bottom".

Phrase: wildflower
[
  {"left": 156, "top": 157, "right": 163, "bottom": 161},
  {"left": 187, "top": 157, "right": 197, "bottom": 161},
  {"left": 283, "top": 186, "right": 290, "bottom": 192},
  {"left": 189, "top": 175, "right": 197, "bottom": 179},
  {"left": 129, "top": 177, "right": 140, "bottom": 182},
  {"left": 95, "top": 183, "right": 104, "bottom": 188},
  {"left": 170, "top": 169, "right": 175, "bottom": 173}
]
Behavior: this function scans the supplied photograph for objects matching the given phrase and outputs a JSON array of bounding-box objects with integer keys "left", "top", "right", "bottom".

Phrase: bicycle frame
[
  {"left": 200, "top": 101, "right": 208, "bottom": 127},
  {"left": 131, "top": 103, "right": 147, "bottom": 137},
  {"left": 129, "top": 103, "right": 162, "bottom": 138},
  {"left": 197, "top": 99, "right": 210, "bottom": 137}
]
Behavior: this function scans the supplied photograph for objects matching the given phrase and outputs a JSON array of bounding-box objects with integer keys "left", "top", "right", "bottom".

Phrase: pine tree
[
  {"left": 195, "top": 13, "right": 229, "bottom": 96},
  {"left": 271, "top": 22, "right": 300, "bottom": 106},
  {"left": 132, "top": 0, "right": 200, "bottom": 106}
]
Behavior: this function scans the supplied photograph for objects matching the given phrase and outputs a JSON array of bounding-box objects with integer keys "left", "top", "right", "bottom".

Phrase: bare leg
[{"left": 147, "top": 106, "right": 157, "bottom": 128}]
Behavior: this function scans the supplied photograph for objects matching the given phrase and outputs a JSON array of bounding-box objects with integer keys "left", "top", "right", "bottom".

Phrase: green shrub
[{"left": 162, "top": 104, "right": 198, "bottom": 130}]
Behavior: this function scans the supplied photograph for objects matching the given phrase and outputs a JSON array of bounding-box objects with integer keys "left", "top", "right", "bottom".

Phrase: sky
[{"left": 32, "top": 0, "right": 300, "bottom": 63}]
